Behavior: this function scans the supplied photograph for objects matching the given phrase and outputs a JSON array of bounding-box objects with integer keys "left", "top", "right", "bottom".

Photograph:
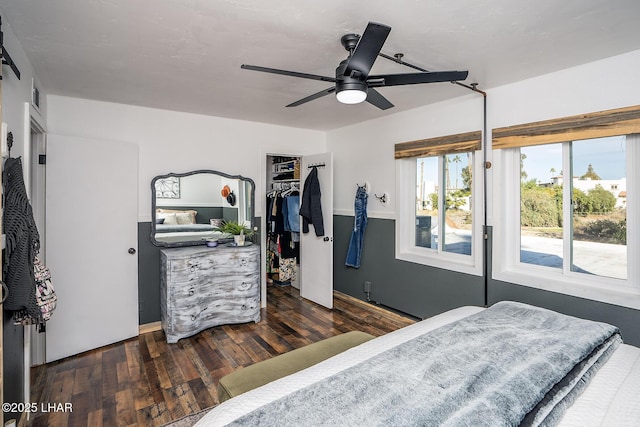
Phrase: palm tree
[
  {"left": 452, "top": 155, "right": 461, "bottom": 189},
  {"left": 445, "top": 156, "right": 451, "bottom": 190}
]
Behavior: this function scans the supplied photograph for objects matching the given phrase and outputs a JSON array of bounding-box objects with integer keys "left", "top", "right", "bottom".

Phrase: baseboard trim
[
  {"left": 334, "top": 291, "right": 417, "bottom": 323},
  {"left": 139, "top": 321, "right": 162, "bottom": 335}
]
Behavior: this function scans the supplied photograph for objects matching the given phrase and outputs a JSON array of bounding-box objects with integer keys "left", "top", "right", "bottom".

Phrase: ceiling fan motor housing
[{"left": 335, "top": 59, "right": 368, "bottom": 97}]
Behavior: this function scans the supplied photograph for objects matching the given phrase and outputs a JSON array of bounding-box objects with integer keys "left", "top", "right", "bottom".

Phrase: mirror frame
[{"left": 150, "top": 169, "right": 256, "bottom": 248}]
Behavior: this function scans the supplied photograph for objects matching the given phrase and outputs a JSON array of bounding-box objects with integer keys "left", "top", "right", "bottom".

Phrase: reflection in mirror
[{"left": 150, "top": 170, "right": 255, "bottom": 247}]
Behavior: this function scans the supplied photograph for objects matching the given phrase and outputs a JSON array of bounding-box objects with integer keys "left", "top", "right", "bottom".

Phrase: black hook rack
[{"left": 0, "top": 16, "right": 22, "bottom": 80}]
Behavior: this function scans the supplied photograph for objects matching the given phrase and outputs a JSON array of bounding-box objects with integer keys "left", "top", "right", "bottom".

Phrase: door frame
[
  {"left": 262, "top": 152, "right": 302, "bottom": 306},
  {"left": 26, "top": 102, "right": 47, "bottom": 371},
  {"left": 262, "top": 152, "right": 334, "bottom": 308}
]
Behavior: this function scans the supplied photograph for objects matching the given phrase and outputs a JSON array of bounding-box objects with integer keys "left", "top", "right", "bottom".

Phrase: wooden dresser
[{"left": 160, "top": 244, "right": 260, "bottom": 343}]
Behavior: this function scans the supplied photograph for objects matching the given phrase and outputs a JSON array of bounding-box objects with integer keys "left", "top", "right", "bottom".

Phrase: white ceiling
[{"left": 2, "top": 0, "right": 640, "bottom": 131}]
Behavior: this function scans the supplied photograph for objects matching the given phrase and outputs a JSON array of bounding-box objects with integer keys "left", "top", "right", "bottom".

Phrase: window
[
  {"left": 395, "top": 132, "right": 483, "bottom": 275},
  {"left": 519, "top": 137, "right": 627, "bottom": 280},
  {"left": 493, "top": 105, "right": 640, "bottom": 309},
  {"left": 415, "top": 153, "right": 474, "bottom": 255}
]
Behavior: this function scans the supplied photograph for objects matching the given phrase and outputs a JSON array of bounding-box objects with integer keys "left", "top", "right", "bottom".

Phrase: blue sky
[{"left": 521, "top": 136, "right": 626, "bottom": 182}]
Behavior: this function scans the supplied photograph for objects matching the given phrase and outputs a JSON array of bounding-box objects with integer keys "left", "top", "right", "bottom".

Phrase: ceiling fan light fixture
[{"left": 336, "top": 88, "right": 367, "bottom": 104}]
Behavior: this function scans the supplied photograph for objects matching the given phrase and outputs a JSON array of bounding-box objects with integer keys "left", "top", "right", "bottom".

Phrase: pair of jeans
[{"left": 345, "top": 186, "right": 368, "bottom": 268}]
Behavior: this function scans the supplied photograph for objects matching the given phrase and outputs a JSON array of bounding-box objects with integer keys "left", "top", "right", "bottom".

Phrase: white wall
[
  {"left": 327, "top": 93, "right": 484, "bottom": 219},
  {"left": 0, "top": 11, "right": 49, "bottom": 414},
  {"left": 46, "top": 96, "right": 326, "bottom": 220},
  {"left": 0, "top": 14, "right": 47, "bottom": 194},
  {"left": 156, "top": 174, "right": 224, "bottom": 207},
  {"left": 327, "top": 49, "right": 640, "bottom": 224},
  {"left": 487, "top": 49, "right": 640, "bottom": 130}
]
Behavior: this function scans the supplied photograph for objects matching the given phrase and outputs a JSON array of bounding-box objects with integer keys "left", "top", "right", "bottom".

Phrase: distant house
[{"left": 550, "top": 176, "right": 627, "bottom": 208}]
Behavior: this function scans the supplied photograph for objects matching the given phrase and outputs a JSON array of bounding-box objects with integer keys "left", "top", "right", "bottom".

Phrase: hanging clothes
[
  {"left": 266, "top": 193, "right": 281, "bottom": 274},
  {"left": 345, "top": 185, "right": 368, "bottom": 268},
  {"left": 3, "top": 157, "right": 43, "bottom": 324},
  {"left": 266, "top": 191, "right": 299, "bottom": 283},
  {"left": 299, "top": 166, "right": 324, "bottom": 236},
  {"left": 283, "top": 194, "right": 301, "bottom": 243},
  {"left": 278, "top": 257, "right": 297, "bottom": 282}
]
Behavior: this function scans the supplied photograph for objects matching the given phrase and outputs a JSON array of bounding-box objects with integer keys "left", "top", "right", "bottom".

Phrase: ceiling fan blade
[
  {"left": 286, "top": 87, "right": 336, "bottom": 107},
  {"left": 241, "top": 64, "right": 336, "bottom": 83},
  {"left": 366, "top": 88, "right": 394, "bottom": 110},
  {"left": 343, "top": 22, "right": 391, "bottom": 79},
  {"left": 368, "top": 70, "right": 468, "bottom": 86}
]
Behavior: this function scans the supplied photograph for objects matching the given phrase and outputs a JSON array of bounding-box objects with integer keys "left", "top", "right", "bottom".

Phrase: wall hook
[
  {"left": 356, "top": 182, "right": 370, "bottom": 193},
  {"left": 374, "top": 193, "right": 387, "bottom": 205}
]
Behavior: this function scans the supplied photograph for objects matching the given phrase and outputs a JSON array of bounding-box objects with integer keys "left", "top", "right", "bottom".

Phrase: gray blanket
[
  {"left": 155, "top": 224, "right": 215, "bottom": 233},
  {"left": 228, "top": 301, "right": 621, "bottom": 427}
]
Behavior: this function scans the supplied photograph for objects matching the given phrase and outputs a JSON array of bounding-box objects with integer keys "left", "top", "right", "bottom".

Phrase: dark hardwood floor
[{"left": 29, "top": 285, "right": 415, "bottom": 426}]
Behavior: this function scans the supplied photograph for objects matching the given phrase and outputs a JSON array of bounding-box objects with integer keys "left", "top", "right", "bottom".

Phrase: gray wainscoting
[
  {"left": 332, "top": 215, "right": 485, "bottom": 320},
  {"left": 2, "top": 313, "right": 24, "bottom": 420},
  {"left": 138, "top": 221, "right": 162, "bottom": 324},
  {"left": 138, "top": 217, "right": 640, "bottom": 347}
]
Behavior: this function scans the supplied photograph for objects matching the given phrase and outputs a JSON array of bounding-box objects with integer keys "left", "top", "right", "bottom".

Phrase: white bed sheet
[{"left": 195, "top": 306, "right": 640, "bottom": 426}]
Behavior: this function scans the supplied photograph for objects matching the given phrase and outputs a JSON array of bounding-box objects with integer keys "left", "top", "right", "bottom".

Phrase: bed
[
  {"left": 195, "top": 302, "right": 640, "bottom": 426},
  {"left": 155, "top": 209, "right": 227, "bottom": 243},
  {"left": 154, "top": 223, "right": 227, "bottom": 243}
]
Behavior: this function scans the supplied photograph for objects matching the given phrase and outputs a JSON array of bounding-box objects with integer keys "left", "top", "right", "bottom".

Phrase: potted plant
[{"left": 215, "top": 220, "right": 252, "bottom": 246}]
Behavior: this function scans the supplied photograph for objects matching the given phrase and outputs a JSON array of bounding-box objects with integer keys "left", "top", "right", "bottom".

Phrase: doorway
[
  {"left": 29, "top": 110, "right": 47, "bottom": 368},
  {"left": 264, "top": 153, "right": 334, "bottom": 309},
  {"left": 266, "top": 155, "right": 301, "bottom": 289}
]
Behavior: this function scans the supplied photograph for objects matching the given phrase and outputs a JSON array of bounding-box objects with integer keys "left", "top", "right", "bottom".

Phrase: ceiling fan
[{"left": 241, "top": 22, "right": 469, "bottom": 110}]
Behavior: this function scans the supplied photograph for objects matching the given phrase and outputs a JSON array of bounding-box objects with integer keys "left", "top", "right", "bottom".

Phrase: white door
[
  {"left": 45, "top": 135, "right": 139, "bottom": 362},
  {"left": 300, "top": 153, "right": 333, "bottom": 308}
]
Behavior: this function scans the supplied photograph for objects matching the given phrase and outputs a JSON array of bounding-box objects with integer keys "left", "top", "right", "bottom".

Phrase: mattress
[{"left": 195, "top": 306, "right": 640, "bottom": 426}]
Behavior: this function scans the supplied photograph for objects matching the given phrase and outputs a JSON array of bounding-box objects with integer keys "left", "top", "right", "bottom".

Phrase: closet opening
[
  {"left": 266, "top": 155, "right": 301, "bottom": 290},
  {"left": 264, "top": 152, "right": 334, "bottom": 309}
]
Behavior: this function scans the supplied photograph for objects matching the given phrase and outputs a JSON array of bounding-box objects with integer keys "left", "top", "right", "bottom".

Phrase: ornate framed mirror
[{"left": 150, "top": 170, "right": 255, "bottom": 247}]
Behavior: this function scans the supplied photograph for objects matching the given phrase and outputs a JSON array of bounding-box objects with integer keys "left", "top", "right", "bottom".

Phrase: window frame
[
  {"left": 395, "top": 149, "right": 484, "bottom": 276},
  {"left": 493, "top": 132, "right": 640, "bottom": 309}
]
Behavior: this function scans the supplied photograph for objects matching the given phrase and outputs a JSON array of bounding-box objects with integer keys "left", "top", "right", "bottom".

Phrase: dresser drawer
[
  {"left": 210, "top": 275, "right": 259, "bottom": 297},
  {"left": 209, "top": 250, "right": 259, "bottom": 275},
  {"left": 171, "top": 305, "right": 206, "bottom": 334},
  {"left": 168, "top": 256, "right": 216, "bottom": 282},
  {"left": 169, "top": 273, "right": 259, "bottom": 307},
  {"left": 200, "top": 296, "right": 260, "bottom": 322},
  {"left": 172, "top": 296, "right": 260, "bottom": 334},
  {"left": 169, "top": 251, "right": 258, "bottom": 280}
]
